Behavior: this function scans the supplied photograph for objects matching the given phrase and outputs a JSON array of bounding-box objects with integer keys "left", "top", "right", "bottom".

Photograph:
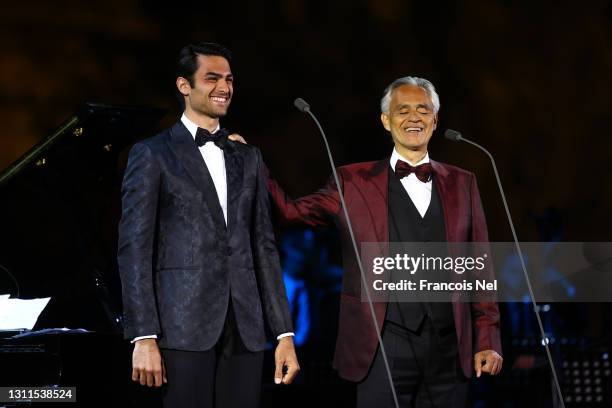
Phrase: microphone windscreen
[
  {"left": 294, "top": 98, "right": 310, "bottom": 112},
  {"left": 444, "top": 129, "right": 462, "bottom": 141}
]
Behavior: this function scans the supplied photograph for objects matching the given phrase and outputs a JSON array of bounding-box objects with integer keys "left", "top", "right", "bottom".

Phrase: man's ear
[
  {"left": 176, "top": 77, "right": 191, "bottom": 97},
  {"left": 433, "top": 114, "right": 438, "bottom": 130},
  {"left": 380, "top": 112, "right": 391, "bottom": 131}
]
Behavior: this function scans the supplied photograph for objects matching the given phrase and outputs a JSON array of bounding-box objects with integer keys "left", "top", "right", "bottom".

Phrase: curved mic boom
[
  {"left": 445, "top": 128, "right": 566, "bottom": 407},
  {"left": 294, "top": 97, "right": 400, "bottom": 408}
]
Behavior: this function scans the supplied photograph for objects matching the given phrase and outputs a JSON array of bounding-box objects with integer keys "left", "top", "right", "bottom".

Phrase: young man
[{"left": 117, "top": 42, "right": 299, "bottom": 408}]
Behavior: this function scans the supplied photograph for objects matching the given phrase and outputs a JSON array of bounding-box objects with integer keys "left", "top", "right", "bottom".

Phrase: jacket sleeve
[
  {"left": 251, "top": 148, "right": 294, "bottom": 337},
  {"left": 117, "top": 143, "right": 162, "bottom": 340},
  {"left": 265, "top": 161, "right": 342, "bottom": 227},
  {"left": 469, "top": 173, "right": 502, "bottom": 355}
]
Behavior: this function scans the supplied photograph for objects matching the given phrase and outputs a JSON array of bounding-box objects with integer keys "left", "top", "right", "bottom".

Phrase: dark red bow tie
[{"left": 394, "top": 160, "right": 432, "bottom": 183}]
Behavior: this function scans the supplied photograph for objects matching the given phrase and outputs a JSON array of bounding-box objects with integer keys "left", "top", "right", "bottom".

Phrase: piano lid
[{"left": 0, "top": 103, "right": 166, "bottom": 333}]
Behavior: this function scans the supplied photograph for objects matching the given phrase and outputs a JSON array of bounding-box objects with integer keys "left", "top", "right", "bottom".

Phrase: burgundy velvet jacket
[{"left": 267, "top": 157, "right": 501, "bottom": 381}]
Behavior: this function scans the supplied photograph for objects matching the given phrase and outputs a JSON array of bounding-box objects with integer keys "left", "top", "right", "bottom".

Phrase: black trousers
[
  {"left": 357, "top": 317, "right": 468, "bottom": 408},
  {"left": 160, "top": 302, "right": 264, "bottom": 408}
]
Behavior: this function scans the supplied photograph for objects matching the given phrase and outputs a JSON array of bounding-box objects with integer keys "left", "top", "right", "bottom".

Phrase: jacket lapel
[
  {"left": 222, "top": 141, "right": 243, "bottom": 233},
  {"left": 430, "top": 159, "right": 456, "bottom": 242},
  {"left": 363, "top": 159, "right": 389, "bottom": 245},
  {"left": 167, "top": 121, "right": 227, "bottom": 231}
]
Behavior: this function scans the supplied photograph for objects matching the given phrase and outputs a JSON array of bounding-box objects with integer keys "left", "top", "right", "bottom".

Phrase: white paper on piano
[{"left": 0, "top": 295, "right": 51, "bottom": 330}]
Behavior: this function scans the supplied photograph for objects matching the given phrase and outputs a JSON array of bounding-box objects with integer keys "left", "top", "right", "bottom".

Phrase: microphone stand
[
  {"left": 445, "top": 129, "right": 565, "bottom": 407},
  {"left": 294, "top": 98, "right": 400, "bottom": 408}
]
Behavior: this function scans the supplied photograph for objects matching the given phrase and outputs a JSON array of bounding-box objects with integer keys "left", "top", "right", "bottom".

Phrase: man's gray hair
[{"left": 380, "top": 76, "right": 440, "bottom": 114}]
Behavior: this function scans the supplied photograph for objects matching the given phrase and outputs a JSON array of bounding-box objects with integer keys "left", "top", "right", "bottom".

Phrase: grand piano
[{"left": 0, "top": 103, "right": 166, "bottom": 407}]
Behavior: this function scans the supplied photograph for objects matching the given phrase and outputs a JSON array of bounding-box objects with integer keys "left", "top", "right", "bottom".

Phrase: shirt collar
[
  {"left": 389, "top": 148, "right": 430, "bottom": 172},
  {"left": 181, "top": 113, "right": 221, "bottom": 140}
]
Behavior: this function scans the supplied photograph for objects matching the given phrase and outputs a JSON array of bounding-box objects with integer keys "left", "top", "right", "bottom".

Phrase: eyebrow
[
  {"left": 396, "top": 103, "right": 432, "bottom": 110},
  {"left": 204, "top": 72, "right": 233, "bottom": 79}
]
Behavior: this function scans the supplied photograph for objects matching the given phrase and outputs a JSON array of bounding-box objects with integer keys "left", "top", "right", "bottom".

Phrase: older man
[{"left": 263, "top": 77, "right": 502, "bottom": 407}]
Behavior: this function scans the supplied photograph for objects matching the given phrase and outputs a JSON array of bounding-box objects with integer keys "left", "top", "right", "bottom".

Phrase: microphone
[
  {"left": 444, "top": 128, "right": 462, "bottom": 142},
  {"left": 294, "top": 98, "right": 400, "bottom": 408},
  {"left": 446, "top": 129, "right": 566, "bottom": 407},
  {"left": 293, "top": 98, "right": 310, "bottom": 113}
]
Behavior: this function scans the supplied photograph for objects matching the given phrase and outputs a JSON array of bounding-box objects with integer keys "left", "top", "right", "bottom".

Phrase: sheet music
[{"left": 0, "top": 295, "right": 51, "bottom": 330}]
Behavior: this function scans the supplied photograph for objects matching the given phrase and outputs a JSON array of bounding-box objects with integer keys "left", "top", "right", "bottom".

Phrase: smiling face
[
  {"left": 380, "top": 84, "right": 438, "bottom": 158},
  {"left": 177, "top": 54, "right": 233, "bottom": 119}
]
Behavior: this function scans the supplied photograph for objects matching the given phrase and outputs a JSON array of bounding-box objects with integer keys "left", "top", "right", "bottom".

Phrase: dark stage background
[{"left": 1, "top": 1, "right": 612, "bottom": 407}]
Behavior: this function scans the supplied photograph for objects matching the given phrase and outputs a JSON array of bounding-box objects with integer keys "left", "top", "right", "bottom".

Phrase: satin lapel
[
  {"left": 167, "top": 122, "right": 227, "bottom": 230},
  {"left": 363, "top": 159, "right": 389, "bottom": 245},
  {"left": 222, "top": 141, "right": 243, "bottom": 233},
  {"left": 430, "top": 159, "right": 455, "bottom": 242}
]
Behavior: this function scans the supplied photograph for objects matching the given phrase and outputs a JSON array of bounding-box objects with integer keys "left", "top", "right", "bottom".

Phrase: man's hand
[
  {"left": 474, "top": 349, "right": 503, "bottom": 377},
  {"left": 274, "top": 337, "right": 300, "bottom": 385},
  {"left": 228, "top": 133, "right": 247, "bottom": 144},
  {"left": 132, "top": 338, "right": 167, "bottom": 387}
]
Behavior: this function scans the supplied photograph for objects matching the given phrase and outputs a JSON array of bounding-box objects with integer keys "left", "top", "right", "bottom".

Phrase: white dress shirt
[
  {"left": 133, "top": 115, "right": 293, "bottom": 342},
  {"left": 389, "top": 149, "right": 432, "bottom": 218},
  {"left": 181, "top": 114, "right": 228, "bottom": 224}
]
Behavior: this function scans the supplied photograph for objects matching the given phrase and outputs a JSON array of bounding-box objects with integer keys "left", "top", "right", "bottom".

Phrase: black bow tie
[{"left": 195, "top": 127, "right": 229, "bottom": 149}]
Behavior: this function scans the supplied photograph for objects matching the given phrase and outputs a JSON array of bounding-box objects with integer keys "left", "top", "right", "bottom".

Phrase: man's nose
[
  {"left": 407, "top": 111, "right": 422, "bottom": 122},
  {"left": 216, "top": 79, "right": 230, "bottom": 93}
]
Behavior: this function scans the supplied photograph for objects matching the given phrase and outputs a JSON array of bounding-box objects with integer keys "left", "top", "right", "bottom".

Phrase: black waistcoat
[{"left": 385, "top": 167, "right": 455, "bottom": 332}]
